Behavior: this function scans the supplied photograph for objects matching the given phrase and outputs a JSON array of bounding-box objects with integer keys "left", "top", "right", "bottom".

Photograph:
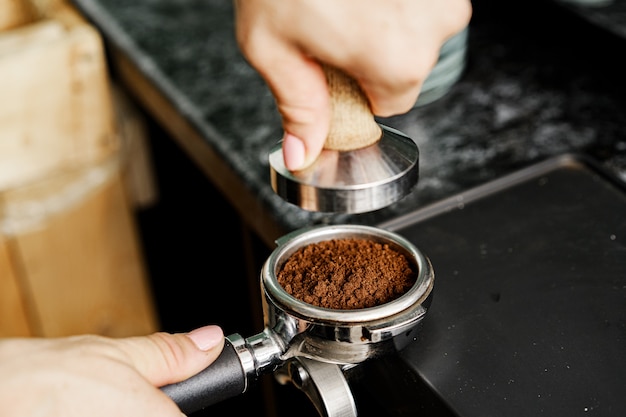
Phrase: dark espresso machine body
[{"left": 351, "top": 154, "right": 626, "bottom": 417}]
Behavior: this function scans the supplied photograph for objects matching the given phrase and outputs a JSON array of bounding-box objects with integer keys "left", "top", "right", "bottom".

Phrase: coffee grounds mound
[{"left": 277, "top": 238, "right": 416, "bottom": 310}]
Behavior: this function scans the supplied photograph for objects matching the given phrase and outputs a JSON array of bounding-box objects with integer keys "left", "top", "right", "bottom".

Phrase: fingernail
[
  {"left": 186, "top": 325, "right": 223, "bottom": 351},
  {"left": 283, "top": 133, "right": 306, "bottom": 171}
]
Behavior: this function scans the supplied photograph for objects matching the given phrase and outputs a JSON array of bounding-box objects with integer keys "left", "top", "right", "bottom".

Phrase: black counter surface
[
  {"left": 70, "top": 0, "right": 626, "bottom": 245},
  {"left": 373, "top": 154, "right": 626, "bottom": 417}
]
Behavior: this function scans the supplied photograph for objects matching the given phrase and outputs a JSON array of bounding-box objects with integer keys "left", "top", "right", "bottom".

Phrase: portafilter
[{"left": 161, "top": 224, "right": 434, "bottom": 417}]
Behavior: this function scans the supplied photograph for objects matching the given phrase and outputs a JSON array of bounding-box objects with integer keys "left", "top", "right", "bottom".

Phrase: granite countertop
[{"left": 71, "top": 0, "right": 626, "bottom": 244}]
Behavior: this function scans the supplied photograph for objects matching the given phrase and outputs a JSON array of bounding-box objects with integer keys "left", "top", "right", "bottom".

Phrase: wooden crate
[
  {"left": 0, "top": 2, "right": 119, "bottom": 191},
  {"left": 0, "top": 155, "right": 159, "bottom": 337},
  {"left": 0, "top": 0, "right": 160, "bottom": 337},
  {"left": 0, "top": 0, "right": 37, "bottom": 31}
]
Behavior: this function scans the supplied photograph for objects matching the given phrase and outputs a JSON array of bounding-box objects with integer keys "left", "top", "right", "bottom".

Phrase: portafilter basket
[{"left": 161, "top": 224, "right": 434, "bottom": 417}]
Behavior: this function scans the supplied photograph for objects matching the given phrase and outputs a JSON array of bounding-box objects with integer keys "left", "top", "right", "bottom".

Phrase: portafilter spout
[
  {"left": 161, "top": 225, "right": 434, "bottom": 416},
  {"left": 269, "top": 65, "right": 419, "bottom": 214}
]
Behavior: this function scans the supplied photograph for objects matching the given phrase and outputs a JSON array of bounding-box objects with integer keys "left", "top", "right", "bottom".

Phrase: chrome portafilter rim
[{"left": 262, "top": 224, "right": 434, "bottom": 327}]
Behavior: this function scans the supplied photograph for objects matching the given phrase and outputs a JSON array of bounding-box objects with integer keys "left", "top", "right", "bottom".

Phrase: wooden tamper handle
[{"left": 323, "top": 64, "right": 382, "bottom": 151}]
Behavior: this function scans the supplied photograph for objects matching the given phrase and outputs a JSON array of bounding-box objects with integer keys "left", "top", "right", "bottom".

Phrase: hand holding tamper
[{"left": 269, "top": 65, "right": 419, "bottom": 214}]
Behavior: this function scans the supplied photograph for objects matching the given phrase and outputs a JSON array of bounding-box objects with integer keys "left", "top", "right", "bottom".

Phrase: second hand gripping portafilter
[{"left": 269, "top": 65, "right": 419, "bottom": 214}]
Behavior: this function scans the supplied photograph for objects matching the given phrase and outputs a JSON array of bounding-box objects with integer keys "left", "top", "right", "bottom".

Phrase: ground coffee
[{"left": 277, "top": 238, "right": 416, "bottom": 310}]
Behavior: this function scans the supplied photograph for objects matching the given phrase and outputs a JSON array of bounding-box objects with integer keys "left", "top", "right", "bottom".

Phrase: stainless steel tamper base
[{"left": 269, "top": 124, "right": 419, "bottom": 213}]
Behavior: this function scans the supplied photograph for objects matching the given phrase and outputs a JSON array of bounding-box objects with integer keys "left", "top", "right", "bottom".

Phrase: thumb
[
  {"left": 253, "top": 44, "right": 330, "bottom": 171},
  {"left": 118, "top": 325, "right": 225, "bottom": 387}
]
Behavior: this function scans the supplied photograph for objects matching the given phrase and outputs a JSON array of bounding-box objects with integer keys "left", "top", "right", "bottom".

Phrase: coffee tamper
[
  {"left": 161, "top": 225, "right": 434, "bottom": 416},
  {"left": 269, "top": 65, "right": 419, "bottom": 213}
]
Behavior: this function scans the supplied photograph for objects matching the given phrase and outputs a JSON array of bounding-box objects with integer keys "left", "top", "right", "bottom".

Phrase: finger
[
  {"left": 352, "top": 45, "right": 440, "bottom": 118},
  {"left": 360, "top": 77, "right": 425, "bottom": 118},
  {"left": 247, "top": 40, "right": 330, "bottom": 170},
  {"left": 349, "top": 3, "right": 472, "bottom": 117},
  {"left": 118, "top": 325, "right": 225, "bottom": 387},
  {"left": 268, "top": 52, "right": 330, "bottom": 170}
]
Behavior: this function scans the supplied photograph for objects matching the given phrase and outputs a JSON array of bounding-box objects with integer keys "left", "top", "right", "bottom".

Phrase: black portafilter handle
[{"left": 160, "top": 337, "right": 248, "bottom": 415}]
